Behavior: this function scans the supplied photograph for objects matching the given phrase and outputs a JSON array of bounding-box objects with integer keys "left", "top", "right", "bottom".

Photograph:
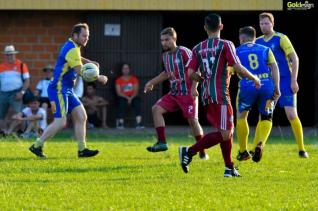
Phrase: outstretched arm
[
  {"left": 233, "top": 63, "right": 261, "bottom": 88},
  {"left": 144, "top": 72, "right": 169, "bottom": 93}
]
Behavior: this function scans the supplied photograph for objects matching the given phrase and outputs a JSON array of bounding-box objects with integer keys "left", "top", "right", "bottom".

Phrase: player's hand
[
  {"left": 127, "top": 97, "right": 132, "bottom": 105},
  {"left": 144, "top": 82, "right": 153, "bottom": 93},
  {"left": 190, "top": 72, "right": 203, "bottom": 82},
  {"left": 15, "top": 92, "right": 23, "bottom": 101},
  {"left": 273, "top": 87, "right": 281, "bottom": 101},
  {"left": 291, "top": 80, "right": 299, "bottom": 93},
  {"left": 253, "top": 76, "right": 261, "bottom": 89},
  {"left": 97, "top": 75, "right": 108, "bottom": 85},
  {"left": 191, "top": 87, "right": 199, "bottom": 98}
]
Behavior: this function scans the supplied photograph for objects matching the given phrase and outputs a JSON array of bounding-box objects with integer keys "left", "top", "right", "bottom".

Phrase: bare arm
[
  {"left": 116, "top": 84, "right": 129, "bottom": 99},
  {"left": 23, "top": 114, "right": 43, "bottom": 121},
  {"left": 288, "top": 52, "right": 299, "bottom": 93},
  {"left": 81, "top": 57, "right": 100, "bottom": 68},
  {"left": 144, "top": 72, "right": 169, "bottom": 93},
  {"left": 233, "top": 63, "right": 261, "bottom": 88},
  {"left": 269, "top": 62, "right": 281, "bottom": 100},
  {"left": 129, "top": 83, "right": 139, "bottom": 99},
  {"left": 188, "top": 68, "right": 201, "bottom": 98}
]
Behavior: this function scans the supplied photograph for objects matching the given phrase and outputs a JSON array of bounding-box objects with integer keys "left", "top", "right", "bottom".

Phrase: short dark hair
[
  {"left": 86, "top": 82, "right": 96, "bottom": 89},
  {"left": 259, "top": 12, "right": 274, "bottom": 24},
  {"left": 239, "top": 26, "right": 256, "bottom": 39},
  {"left": 205, "top": 13, "right": 222, "bottom": 32},
  {"left": 160, "top": 27, "right": 177, "bottom": 39},
  {"left": 121, "top": 62, "right": 131, "bottom": 70},
  {"left": 72, "top": 23, "right": 89, "bottom": 36},
  {"left": 28, "top": 96, "right": 40, "bottom": 104}
]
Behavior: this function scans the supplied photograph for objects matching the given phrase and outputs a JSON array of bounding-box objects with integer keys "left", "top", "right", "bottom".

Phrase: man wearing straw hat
[{"left": 0, "top": 45, "right": 30, "bottom": 134}]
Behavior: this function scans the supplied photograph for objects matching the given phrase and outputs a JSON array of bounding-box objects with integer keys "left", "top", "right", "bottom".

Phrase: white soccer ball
[{"left": 81, "top": 63, "right": 99, "bottom": 82}]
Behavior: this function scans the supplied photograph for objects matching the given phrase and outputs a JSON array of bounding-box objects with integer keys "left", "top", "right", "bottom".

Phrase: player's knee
[
  {"left": 152, "top": 105, "right": 160, "bottom": 114},
  {"left": 220, "top": 130, "right": 232, "bottom": 141},
  {"left": 187, "top": 118, "right": 198, "bottom": 128},
  {"left": 261, "top": 114, "right": 273, "bottom": 121},
  {"left": 77, "top": 113, "right": 87, "bottom": 123}
]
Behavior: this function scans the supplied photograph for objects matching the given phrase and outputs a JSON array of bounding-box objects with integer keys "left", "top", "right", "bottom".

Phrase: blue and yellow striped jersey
[
  {"left": 50, "top": 38, "right": 82, "bottom": 92},
  {"left": 256, "top": 32, "right": 295, "bottom": 77},
  {"left": 236, "top": 42, "right": 276, "bottom": 88}
]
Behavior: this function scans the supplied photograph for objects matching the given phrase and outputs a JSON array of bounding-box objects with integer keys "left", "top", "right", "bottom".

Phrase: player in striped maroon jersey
[
  {"left": 144, "top": 27, "right": 208, "bottom": 160},
  {"left": 179, "top": 14, "right": 261, "bottom": 177}
]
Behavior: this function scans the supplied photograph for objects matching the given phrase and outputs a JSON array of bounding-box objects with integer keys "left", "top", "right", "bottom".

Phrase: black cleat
[
  {"left": 78, "top": 148, "right": 99, "bottom": 158},
  {"left": 179, "top": 147, "right": 193, "bottom": 173},
  {"left": 29, "top": 144, "right": 47, "bottom": 159},
  {"left": 146, "top": 142, "right": 168, "bottom": 152},
  {"left": 252, "top": 142, "right": 264, "bottom": 163},
  {"left": 299, "top": 151, "right": 309, "bottom": 158},
  {"left": 224, "top": 166, "right": 241, "bottom": 177},
  {"left": 236, "top": 150, "right": 252, "bottom": 161},
  {"left": 249, "top": 150, "right": 255, "bottom": 157},
  {"left": 0, "top": 129, "right": 6, "bottom": 138}
]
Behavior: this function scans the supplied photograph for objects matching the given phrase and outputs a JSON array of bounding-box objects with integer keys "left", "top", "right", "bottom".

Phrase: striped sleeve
[
  {"left": 180, "top": 47, "right": 192, "bottom": 65},
  {"left": 187, "top": 47, "right": 199, "bottom": 71},
  {"left": 225, "top": 41, "right": 240, "bottom": 66}
]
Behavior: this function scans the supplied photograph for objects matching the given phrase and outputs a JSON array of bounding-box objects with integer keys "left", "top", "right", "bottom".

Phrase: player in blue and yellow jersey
[
  {"left": 235, "top": 26, "right": 280, "bottom": 162},
  {"left": 29, "top": 23, "right": 108, "bottom": 158},
  {"left": 256, "top": 13, "right": 308, "bottom": 158}
]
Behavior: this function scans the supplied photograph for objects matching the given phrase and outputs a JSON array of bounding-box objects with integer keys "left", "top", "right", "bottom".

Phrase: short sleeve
[
  {"left": 280, "top": 35, "right": 295, "bottom": 56},
  {"left": 187, "top": 48, "right": 199, "bottom": 71},
  {"left": 181, "top": 47, "right": 192, "bottom": 65},
  {"left": 225, "top": 41, "right": 240, "bottom": 66},
  {"left": 267, "top": 49, "right": 277, "bottom": 64},
  {"left": 21, "top": 62, "right": 30, "bottom": 80},
  {"left": 65, "top": 47, "right": 82, "bottom": 68},
  {"left": 36, "top": 80, "right": 43, "bottom": 90}
]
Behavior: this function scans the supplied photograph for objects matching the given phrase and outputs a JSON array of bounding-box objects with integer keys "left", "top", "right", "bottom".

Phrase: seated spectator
[
  {"left": 34, "top": 64, "right": 54, "bottom": 112},
  {"left": 6, "top": 96, "right": 47, "bottom": 138},
  {"left": 0, "top": 45, "right": 30, "bottom": 133},
  {"left": 115, "top": 63, "right": 144, "bottom": 129},
  {"left": 82, "top": 83, "right": 108, "bottom": 128}
]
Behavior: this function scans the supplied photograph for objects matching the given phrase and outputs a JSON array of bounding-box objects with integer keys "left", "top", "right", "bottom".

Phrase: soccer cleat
[
  {"left": 0, "top": 129, "right": 6, "bottom": 138},
  {"left": 252, "top": 142, "right": 264, "bottom": 163},
  {"left": 29, "top": 144, "right": 47, "bottom": 159},
  {"left": 78, "top": 148, "right": 99, "bottom": 158},
  {"left": 179, "top": 146, "right": 193, "bottom": 173},
  {"left": 224, "top": 166, "right": 241, "bottom": 177},
  {"left": 146, "top": 142, "right": 168, "bottom": 152},
  {"left": 249, "top": 150, "right": 255, "bottom": 157},
  {"left": 236, "top": 150, "right": 252, "bottom": 161},
  {"left": 199, "top": 151, "right": 209, "bottom": 160},
  {"left": 299, "top": 151, "right": 309, "bottom": 158}
]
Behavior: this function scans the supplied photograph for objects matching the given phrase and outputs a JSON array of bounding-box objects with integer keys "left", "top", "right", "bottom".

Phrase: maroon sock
[
  {"left": 188, "top": 131, "right": 223, "bottom": 155},
  {"left": 220, "top": 138, "right": 234, "bottom": 169},
  {"left": 155, "top": 126, "right": 166, "bottom": 143},
  {"left": 195, "top": 135, "right": 205, "bottom": 154}
]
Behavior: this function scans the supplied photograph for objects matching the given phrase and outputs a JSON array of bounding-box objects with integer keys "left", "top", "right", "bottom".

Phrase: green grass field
[{"left": 0, "top": 131, "right": 317, "bottom": 210}]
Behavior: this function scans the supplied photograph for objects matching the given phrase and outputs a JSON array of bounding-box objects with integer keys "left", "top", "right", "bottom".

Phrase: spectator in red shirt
[{"left": 115, "top": 63, "right": 144, "bottom": 129}]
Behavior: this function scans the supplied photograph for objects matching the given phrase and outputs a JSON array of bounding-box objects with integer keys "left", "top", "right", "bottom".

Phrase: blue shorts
[
  {"left": 277, "top": 76, "right": 296, "bottom": 107},
  {"left": 237, "top": 86, "right": 275, "bottom": 115},
  {"left": 48, "top": 87, "right": 81, "bottom": 118}
]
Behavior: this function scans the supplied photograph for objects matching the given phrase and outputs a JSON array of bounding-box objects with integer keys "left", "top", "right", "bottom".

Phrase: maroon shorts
[
  {"left": 205, "top": 103, "right": 234, "bottom": 131},
  {"left": 156, "top": 94, "right": 198, "bottom": 119}
]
